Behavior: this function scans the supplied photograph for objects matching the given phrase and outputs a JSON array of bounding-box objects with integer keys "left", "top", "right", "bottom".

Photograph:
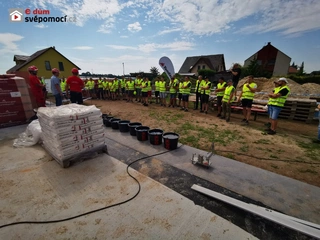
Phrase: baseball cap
[
  {"left": 278, "top": 77, "right": 288, "bottom": 83},
  {"left": 204, "top": 76, "right": 208, "bottom": 79},
  {"left": 227, "top": 79, "right": 233, "bottom": 83}
]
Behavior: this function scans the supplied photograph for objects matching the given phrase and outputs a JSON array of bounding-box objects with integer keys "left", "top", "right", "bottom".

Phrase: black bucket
[
  {"left": 128, "top": 122, "right": 142, "bottom": 136},
  {"left": 148, "top": 129, "right": 163, "bottom": 145},
  {"left": 118, "top": 120, "right": 130, "bottom": 132},
  {"left": 163, "top": 132, "right": 179, "bottom": 150},
  {"left": 104, "top": 116, "right": 114, "bottom": 127},
  {"left": 111, "top": 118, "right": 121, "bottom": 130},
  {"left": 135, "top": 126, "right": 150, "bottom": 141},
  {"left": 102, "top": 114, "right": 108, "bottom": 119}
]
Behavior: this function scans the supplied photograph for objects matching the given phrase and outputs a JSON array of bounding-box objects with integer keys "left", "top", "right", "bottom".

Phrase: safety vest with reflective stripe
[
  {"left": 268, "top": 86, "right": 280, "bottom": 105},
  {"left": 179, "top": 82, "right": 184, "bottom": 94},
  {"left": 216, "top": 82, "right": 226, "bottom": 97},
  {"left": 268, "top": 85, "right": 290, "bottom": 107},
  {"left": 222, "top": 85, "right": 235, "bottom": 102},
  {"left": 135, "top": 78, "right": 142, "bottom": 88},
  {"left": 242, "top": 82, "right": 257, "bottom": 100},
  {"left": 127, "top": 81, "right": 135, "bottom": 90},
  {"left": 120, "top": 79, "right": 126, "bottom": 88},
  {"left": 202, "top": 81, "right": 211, "bottom": 95},
  {"left": 98, "top": 79, "right": 103, "bottom": 88},
  {"left": 195, "top": 79, "right": 205, "bottom": 92},
  {"left": 60, "top": 80, "right": 66, "bottom": 91},
  {"left": 141, "top": 81, "right": 149, "bottom": 92},
  {"left": 102, "top": 81, "right": 109, "bottom": 90},
  {"left": 183, "top": 81, "right": 191, "bottom": 94},
  {"left": 147, "top": 81, "right": 152, "bottom": 91},
  {"left": 169, "top": 81, "right": 176, "bottom": 93},
  {"left": 159, "top": 81, "right": 166, "bottom": 92},
  {"left": 155, "top": 81, "right": 160, "bottom": 91}
]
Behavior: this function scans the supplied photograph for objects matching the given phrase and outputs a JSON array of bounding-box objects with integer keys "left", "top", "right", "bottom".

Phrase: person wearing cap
[
  {"left": 220, "top": 79, "right": 235, "bottom": 122},
  {"left": 215, "top": 77, "right": 226, "bottom": 117},
  {"left": 238, "top": 75, "right": 258, "bottom": 124},
  {"left": 200, "top": 76, "right": 211, "bottom": 114},
  {"left": 194, "top": 75, "right": 205, "bottom": 110},
  {"left": 50, "top": 68, "right": 63, "bottom": 106},
  {"left": 267, "top": 77, "right": 290, "bottom": 135},
  {"left": 66, "top": 68, "right": 84, "bottom": 104},
  {"left": 28, "top": 65, "right": 46, "bottom": 108},
  {"left": 265, "top": 80, "right": 280, "bottom": 129}
]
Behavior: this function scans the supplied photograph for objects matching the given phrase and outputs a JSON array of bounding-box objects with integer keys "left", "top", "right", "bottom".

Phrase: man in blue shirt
[{"left": 50, "top": 68, "right": 63, "bottom": 106}]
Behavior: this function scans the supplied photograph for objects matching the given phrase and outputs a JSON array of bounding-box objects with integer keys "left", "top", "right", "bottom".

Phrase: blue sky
[{"left": 1, "top": 0, "right": 320, "bottom": 75}]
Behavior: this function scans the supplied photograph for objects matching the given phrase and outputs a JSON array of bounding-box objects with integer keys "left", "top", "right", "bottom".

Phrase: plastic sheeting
[{"left": 13, "top": 120, "right": 42, "bottom": 147}]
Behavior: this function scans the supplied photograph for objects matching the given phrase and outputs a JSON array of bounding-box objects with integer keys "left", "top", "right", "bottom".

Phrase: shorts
[
  {"left": 269, "top": 105, "right": 282, "bottom": 120},
  {"left": 201, "top": 94, "right": 209, "bottom": 103},
  {"left": 155, "top": 91, "right": 160, "bottom": 97},
  {"left": 170, "top": 93, "right": 177, "bottom": 99},
  {"left": 178, "top": 93, "right": 182, "bottom": 100},
  {"left": 121, "top": 87, "right": 125, "bottom": 94},
  {"left": 147, "top": 91, "right": 152, "bottom": 97},
  {"left": 217, "top": 96, "right": 223, "bottom": 107},
  {"left": 115, "top": 89, "right": 119, "bottom": 93},
  {"left": 160, "top": 92, "right": 167, "bottom": 99},
  {"left": 241, "top": 99, "right": 253, "bottom": 108},
  {"left": 70, "top": 91, "right": 83, "bottom": 104},
  {"left": 182, "top": 94, "right": 189, "bottom": 102},
  {"left": 142, "top": 91, "right": 148, "bottom": 97}
]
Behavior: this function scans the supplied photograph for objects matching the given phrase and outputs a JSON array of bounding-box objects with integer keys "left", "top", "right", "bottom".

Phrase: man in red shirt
[
  {"left": 28, "top": 65, "right": 46, "bottom": 108},
  {"left": 66, "top": 68, "right": 84, "bottom": 104}
]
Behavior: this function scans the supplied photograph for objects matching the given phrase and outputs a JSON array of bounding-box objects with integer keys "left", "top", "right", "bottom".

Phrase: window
[
  {"left": 197, "top": 65, "right": 200, "bottom": 70},
  {"left": 202, "top": 65, "right": 205, "bottom": 69},
  {"left": 45, "top": 61, "right": 51, "bottom": 71},
  {"left": 58, "top": 62, "right": 64, "bottom": 71}
]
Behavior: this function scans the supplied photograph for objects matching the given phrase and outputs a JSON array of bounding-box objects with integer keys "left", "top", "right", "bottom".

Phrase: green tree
[
  {"left": 241, "top": 58, "right": 272, "bottom": 78},
  {"left": 297, "top": 61, "right": 305, "bottom": 76},
  {"left": 198, "top": 69, "right": 215, "bottom": 78},
  {"left": 150, "top": 66, "right": 160, "bottom": 77}
]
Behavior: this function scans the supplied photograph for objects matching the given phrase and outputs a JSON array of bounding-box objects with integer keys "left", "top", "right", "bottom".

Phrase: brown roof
[
  {"left": 7, "top": 47, "right": 81, "bottom": 73},
  {"left": 178, "top": 54, "right": 226, "bottom": 73},
  {"left": 288, "top": 66, "right": 298, "bottom": 74}
]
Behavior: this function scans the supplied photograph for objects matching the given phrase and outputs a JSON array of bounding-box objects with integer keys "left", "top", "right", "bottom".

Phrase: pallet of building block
[{"left": 43, "top": 140, "right": 107, "bottom": 168}]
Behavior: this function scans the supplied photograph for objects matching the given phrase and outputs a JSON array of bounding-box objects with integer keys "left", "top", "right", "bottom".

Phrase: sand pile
[{"left": 237, "top": 77, "right": 320, "bottom": 100}]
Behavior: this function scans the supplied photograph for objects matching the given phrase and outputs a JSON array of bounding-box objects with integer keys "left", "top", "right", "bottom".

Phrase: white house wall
[{"left": 273, "top": 51, "right": 291, "bottom": 76}]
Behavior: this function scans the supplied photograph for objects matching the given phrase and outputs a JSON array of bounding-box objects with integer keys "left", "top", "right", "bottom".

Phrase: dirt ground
[{"left": 82, "top": 97, "right": 320, "bottom": 188}]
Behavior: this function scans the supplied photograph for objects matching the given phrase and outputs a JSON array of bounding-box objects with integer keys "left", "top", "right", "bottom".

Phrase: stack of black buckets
[{"left": 102, "top": 114, "right": 179, "bottom": 150}]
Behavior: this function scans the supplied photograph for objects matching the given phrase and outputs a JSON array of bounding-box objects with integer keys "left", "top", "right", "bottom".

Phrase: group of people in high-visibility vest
[{"left": 213, "top": 75, "right": 290, "bottom": 135}]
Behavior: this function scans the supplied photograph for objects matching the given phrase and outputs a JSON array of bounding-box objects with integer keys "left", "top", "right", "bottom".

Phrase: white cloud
[
  {"left": 0, "top": 33, "right": 26, "bottom": 54},
  {"left": 120, "top": 35, "right": 128, "bottom": 38},
  {"left": 128, "top": 22, "right": 142, "bottom": 32},
  {"left": 97, "top": 18, "right": 115, "bottom": 33},
  {"left": 29, "top": 0, "right": 320, "bottom": 36},
  {"left": 35, "top": 23, "right": 48, "bottom": 28},
  {"left": 158, "top": 28, "right": 181, "bottom": 35},
  {"left": 107, "top": 41, "right": 195, "bottom": 53},
  {"left": 72, "top": 46, "right": 93, "bottom": 50}
]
